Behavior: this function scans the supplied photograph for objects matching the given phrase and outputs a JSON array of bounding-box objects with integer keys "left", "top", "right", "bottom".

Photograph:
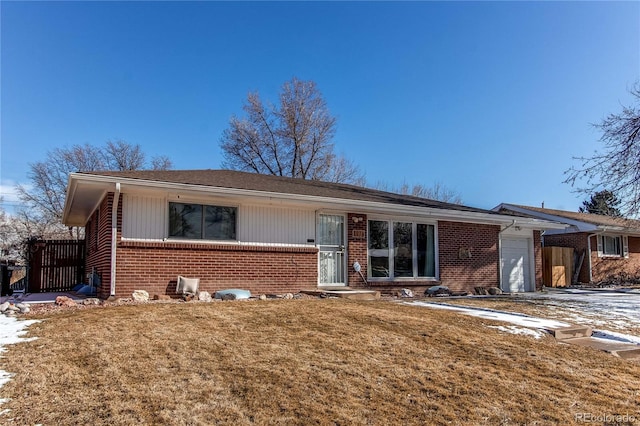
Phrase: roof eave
[{"left": 65, "top": 174, "right": 565, "bottom": 228}]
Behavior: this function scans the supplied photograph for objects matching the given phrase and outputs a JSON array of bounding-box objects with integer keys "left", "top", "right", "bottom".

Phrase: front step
[
  {"left": 550, "top": 327, "right": 640, "bottom": 361},
  {"left": 610, "top": 347, "right": 640, "bottom": 360},
  {"left": 549, "top": 326, "right": 593, "bottom": 341}
]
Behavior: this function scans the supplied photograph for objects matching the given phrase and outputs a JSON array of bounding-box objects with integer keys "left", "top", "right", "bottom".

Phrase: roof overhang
[
  {"left": 495, "top": 203, "right": 640, "bottom": 236},
  {"left": 63, "top": 174, "right": 567, "bottom": 230}
]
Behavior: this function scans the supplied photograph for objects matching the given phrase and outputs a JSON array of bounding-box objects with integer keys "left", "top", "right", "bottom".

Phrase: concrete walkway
[{"left": 549, "top": 325, "right": 640, "bottom": 361}]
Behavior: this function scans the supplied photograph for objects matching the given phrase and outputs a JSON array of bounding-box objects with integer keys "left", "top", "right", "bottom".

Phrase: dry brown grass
[{"left": 2, "top": 299, "right": 640, "bottom": 425}]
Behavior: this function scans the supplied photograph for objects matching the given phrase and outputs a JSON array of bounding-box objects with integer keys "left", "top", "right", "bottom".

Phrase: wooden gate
[{"left": 28, "top": 239, "right": 86, "bottom": 293}]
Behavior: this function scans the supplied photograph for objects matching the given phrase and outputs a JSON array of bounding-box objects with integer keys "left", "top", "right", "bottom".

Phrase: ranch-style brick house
[
  {"left": 495, "top": 204, "right": 640, "bottom": 284},
  {"left": 62, "top": 170, "right": 564, "bottom": 298}
]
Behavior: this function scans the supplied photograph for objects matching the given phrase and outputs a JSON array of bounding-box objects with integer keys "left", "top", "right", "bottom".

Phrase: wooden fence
[
  {"left": 542, "top": 246, "right": 574, "bottom": 287},
  {"left": 28, "top": 239, "right": 86, "bottom": 293}
]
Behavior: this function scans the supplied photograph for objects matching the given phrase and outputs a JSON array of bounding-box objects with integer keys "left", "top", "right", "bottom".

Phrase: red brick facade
[
  {"left": 438, "top": 221, "right": 500, "bottom": 292},
  {"left": 544, "top": 232, "right": 640, "bottom": 283},
  {"left": 116, "top": 241, "right": 317, "bottom": 297},
  {"left": 590, "top": 235, "right": 640, "bottom": 282},
  {"left": 86, "top": 192, "right": 542, "bottom": 298},
  {"left": 85, "top": 193, "right": 121, "bottom": 299},
  {"left": 533, "top": 230, "right": 543, "bottom": 290}
]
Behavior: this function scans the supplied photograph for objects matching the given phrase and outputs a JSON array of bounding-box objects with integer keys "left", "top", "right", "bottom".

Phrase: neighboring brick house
[
  {"left": 495, "top": 204, "right": 640, "bottom": 284},
  {"left": 62, "top": 170, "right": 562, "bottom": 298}
]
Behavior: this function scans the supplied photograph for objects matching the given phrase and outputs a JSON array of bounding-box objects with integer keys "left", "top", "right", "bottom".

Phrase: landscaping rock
[
  {"left": 426, "top": 286, "right": 451, "bottom": 297},
  {"left": 0, "top": 301, "right": 10, "bottom": 313},
  {"left": 132, "top": 290, "right": 150, "bottom": 302},
  {"left": 400, "top": 288, "right": 414, "bottom": 298},
  {"left": 153, "top": 294, "right": 171, "bottom": 301},
  {"left": 488, "top": 287, "right": 503, "bottom": 295},
  {"left": 83, "top": 298, "right": 101, "bottom": 305},
  {"left": 283, "top": 293, "right": 294, "bottom": 300},
  {"left": 19, "top": 305, "right": 30, "bottom": 314},
  {"left": 198, "top": 291, "right": 212, "bottom": 302},
  {"left": 55, "top": 296, "right": 77, "bottom": 307},
  {"left": 182, "top": 293, "right": 196, "bottom": 302},
  {"left": 259, "top": 294, "right": 267, "bottom": 301},
  {"left": 219, "top": 293, "right": 236, "bottom": 301}
]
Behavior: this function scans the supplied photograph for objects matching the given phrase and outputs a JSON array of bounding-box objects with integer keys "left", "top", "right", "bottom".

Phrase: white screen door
[{"left": 317, "top": 214, "right": 345, "bottom": 286}]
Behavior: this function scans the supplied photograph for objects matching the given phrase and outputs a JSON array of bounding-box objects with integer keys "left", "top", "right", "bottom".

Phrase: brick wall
[
  {"left": 116, "top": 241, "right": 318, "bottom": 297},
  {"left": 87, "top": 192, "right": 319, "bottom": 298},
  {"left": 591, "top": 235, "right": 640, "bottom": 282},
  {"left": 533, "top": 230, "right": 543, "bottom": 290},
  {"left": 85, "top": 193, "right": 121, "bottom": 299},
  {"left": 87, "top": 194, "right": 542, "bottom": 297},
  {"left": 438, "top": 221, "right": 500, "bottom": 292},
  {"left": 347, "top": 213, "right": 368, "bottom": 287}
]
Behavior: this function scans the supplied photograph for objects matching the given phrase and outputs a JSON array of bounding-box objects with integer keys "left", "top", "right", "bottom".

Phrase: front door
[{"left": 317, "top": 214, "right": 346, "bottom": 286}]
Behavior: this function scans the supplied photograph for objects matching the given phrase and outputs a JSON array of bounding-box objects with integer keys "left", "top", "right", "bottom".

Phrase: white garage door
[{"left": 501, "top": 237, "right": 531, "bottom": 293}]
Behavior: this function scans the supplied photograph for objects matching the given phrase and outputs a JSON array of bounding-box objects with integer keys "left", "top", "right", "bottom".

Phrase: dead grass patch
[{"left": 2, "top": 299, "right": 639, "bottom": 425}]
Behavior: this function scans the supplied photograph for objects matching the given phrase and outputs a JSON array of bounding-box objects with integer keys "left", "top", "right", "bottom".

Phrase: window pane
[
  {"left": 169, "top": 203, "right": 202, "bottom": 238},
  {"left": 204, "top": 206, "right": 237, "bottom": 240},
  {"left": 318, "top": 215, "right": 344, "bottom": 246},
  {"left": 604, "top": 236, "right": 621, "bottom": 255},
  {"left": 368, "top": 221, "right": 388, "bottom": 249},
  {"left": 417, "top": 224, "right": 436, "bottom": 277},
  {"left": 369, "top": 220, "right": 389, "bottom": 277},
  {"left": 393, "top": 222, "right": 413, "bottom": 277}
]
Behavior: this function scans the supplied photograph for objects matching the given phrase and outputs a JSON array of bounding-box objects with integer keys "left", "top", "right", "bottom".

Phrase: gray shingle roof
[{"left": 80, "top": 169, "right": 498, "bottom": 215}]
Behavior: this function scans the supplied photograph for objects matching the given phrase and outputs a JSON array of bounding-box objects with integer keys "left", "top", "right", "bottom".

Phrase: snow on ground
[
  {"left": 514, "top": 289, "right": 640, "bottom": 331},
  {"left": 487, "top": 325, "right": 547, "bottom": 339},
  {"left": 408, "top": 292, "right": 640, "bottom": 344},
  {"left": 0, "top": 315, "right": 40, "bottom": 408},
  {"left": 409, "top": 300, "right": 570, "bottom": 330}
]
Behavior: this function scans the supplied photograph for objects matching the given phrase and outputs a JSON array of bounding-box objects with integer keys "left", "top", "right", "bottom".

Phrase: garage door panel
[{"left": 501, "top": 237, "right": 531, "bottom": 293}]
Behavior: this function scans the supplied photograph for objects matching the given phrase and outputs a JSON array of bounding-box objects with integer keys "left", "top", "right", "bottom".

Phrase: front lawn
[{"left": 1, "top": 299, "right": 639, "bottom": 425}]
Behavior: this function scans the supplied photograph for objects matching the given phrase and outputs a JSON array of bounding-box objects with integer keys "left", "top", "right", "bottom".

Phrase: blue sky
[{"left": 1, "top": 1, "right": 639, "bottom": 214}]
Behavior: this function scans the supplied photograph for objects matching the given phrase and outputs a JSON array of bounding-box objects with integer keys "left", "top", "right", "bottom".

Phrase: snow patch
[
  {"left": 0, "top": 315, "right": 39, "bottom": 409},
  {"left": 487, "top": 325, "right": 547, "bottom": 339},
  {"left": 408, "top": 301, "right": 570, "bottom": 329}
]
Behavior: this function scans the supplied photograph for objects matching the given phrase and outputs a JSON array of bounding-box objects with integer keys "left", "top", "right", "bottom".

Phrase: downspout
[
  {"left": 497, "top": 220, "right": 517, "bottom": 290},
  {"left": 110, "top": 183, "right": 121, "bottom": 297}
]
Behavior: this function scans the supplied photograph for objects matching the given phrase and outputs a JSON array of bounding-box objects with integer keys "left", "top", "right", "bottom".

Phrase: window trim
[
  {"left": 367, "top": 218, "right": 439, "bottom": 281},
  {"left": 597, "top": 234, "right": 629, "bottom": 258},
  {"left": 167, "top": 201, "right": 238, "bottom": 241}
]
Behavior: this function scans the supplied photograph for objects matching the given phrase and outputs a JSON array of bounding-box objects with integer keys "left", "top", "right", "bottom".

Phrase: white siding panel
[
  {"left": 122, "top": 194, "right": 166, "bottom": 240},
  {"left": 239, "top": 205, "right": 315, "bottom": 245}
]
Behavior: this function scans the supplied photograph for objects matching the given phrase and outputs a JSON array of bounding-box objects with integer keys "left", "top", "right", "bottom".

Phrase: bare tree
[
  {"left": 565, "top": 84, "right": 640, "bottom": 216},
  {"left": 372, "top": 181, "right": 463, "bottom": 204},
  {"left": 16, "top": 140, "right": 173, "bottom": 235},
  {"left": 0, "top": 199, "right": 70, "bottom": 262},
  {"left": 221, "top": 77, "right": 363, "bottom": 184},
  {"left": 103, "top": 139, "right": 146, "bottom": 171},
  {"left": 151, "top": 155, "right": 173, "bottom": 171}
]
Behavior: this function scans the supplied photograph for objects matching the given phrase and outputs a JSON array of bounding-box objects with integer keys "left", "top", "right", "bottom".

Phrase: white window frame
[
  {"left": 367, "top": 218, "right": 439, "bottom": 281},
  {"left": 597, "top": 234, "right": 629, "bottom": 258}
]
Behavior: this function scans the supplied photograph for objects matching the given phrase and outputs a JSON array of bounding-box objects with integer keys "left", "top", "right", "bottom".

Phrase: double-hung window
[
  {"left": 597, "top": 235, "right": 629, "bottom": 258},
  {"left": 368, "top": 220, "right": 436, "bottom": 279},
  {"left": 169, "top": 202, "right": 237, "bottom": 240}
]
